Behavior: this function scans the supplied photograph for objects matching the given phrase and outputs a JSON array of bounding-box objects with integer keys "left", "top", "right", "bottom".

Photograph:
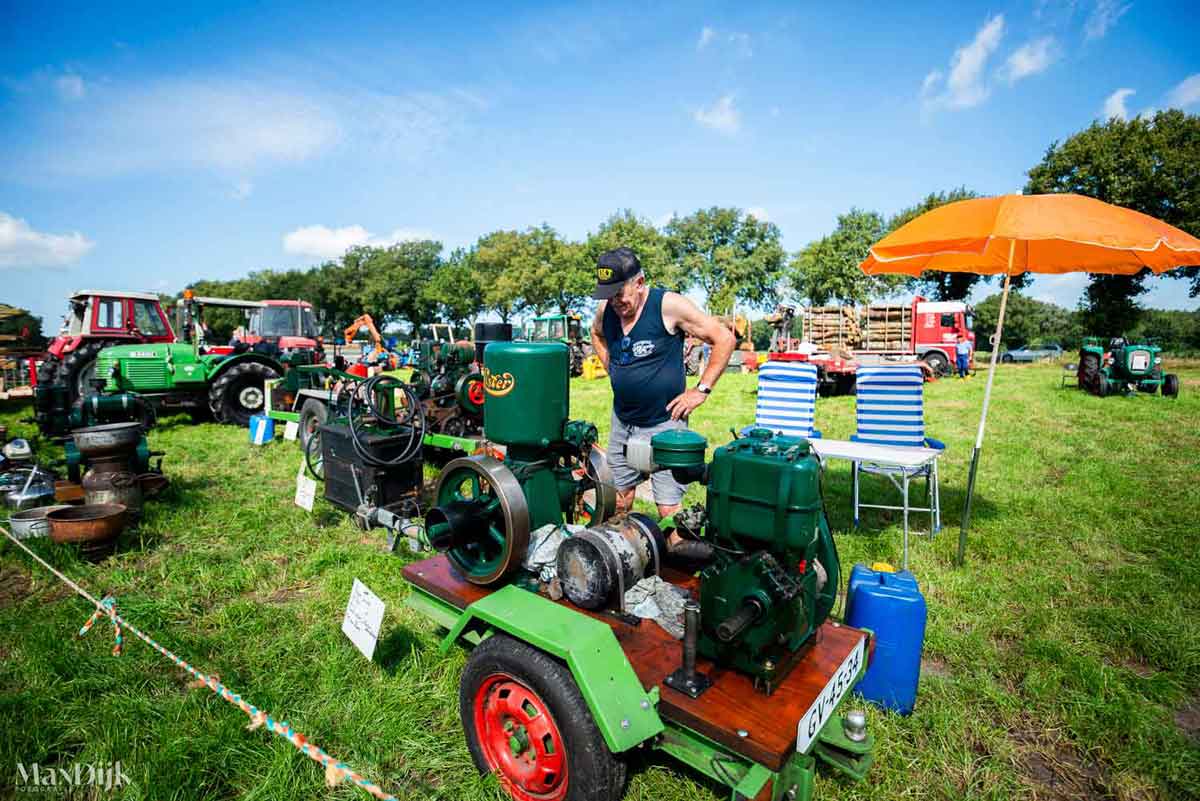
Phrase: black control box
[{"left": 319, "top": 422, "right": 423, "bottom": 512}]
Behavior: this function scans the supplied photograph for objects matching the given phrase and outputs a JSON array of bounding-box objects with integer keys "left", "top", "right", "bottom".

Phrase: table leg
[
  {"left": 852, "top": 460, "right": 860, "bottom": 529},
  {"left": 903, "top": 472, "right": 910, "bottom": 570},
  {"left": 933, "top": 459, "right": 942, "bottom": 533}
]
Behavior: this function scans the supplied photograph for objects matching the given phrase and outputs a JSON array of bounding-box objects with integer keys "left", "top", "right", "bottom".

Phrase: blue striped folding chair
[
  {"left": 851, "top": 365, "right": 944, "bottom": 534},
  {"left": 751, "top": 360, "right": 822, "bottom": 439}
]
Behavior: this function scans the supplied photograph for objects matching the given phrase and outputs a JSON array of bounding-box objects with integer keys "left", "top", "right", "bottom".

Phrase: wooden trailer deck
[{"left": 402, "top": 554, "right": 872, "bottom": 773}]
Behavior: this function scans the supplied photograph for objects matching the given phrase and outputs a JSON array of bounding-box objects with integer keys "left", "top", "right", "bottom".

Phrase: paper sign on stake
[
  {"left": 295, "top": 460, "right": 316, "bottom": 511},
  {"left": 342, "top": 579, "right": 385, "bottom": 661},
  {"left": 284, "top": 420, "right": 300, "bottom": 441}
]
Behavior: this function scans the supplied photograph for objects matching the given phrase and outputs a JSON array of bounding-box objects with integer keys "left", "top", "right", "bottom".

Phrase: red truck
[{"left": 767, "top": 297, "right": 976, "bottom": 394}]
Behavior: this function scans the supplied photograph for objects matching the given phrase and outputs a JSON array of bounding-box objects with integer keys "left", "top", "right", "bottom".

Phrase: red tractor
[{"left": 36, "top": 290, "right": 176, "bottom": 404}]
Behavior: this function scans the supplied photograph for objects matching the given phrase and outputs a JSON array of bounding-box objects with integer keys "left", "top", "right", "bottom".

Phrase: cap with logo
[{"left": 592, "top": 247, "right": 643, "bottom": 300}]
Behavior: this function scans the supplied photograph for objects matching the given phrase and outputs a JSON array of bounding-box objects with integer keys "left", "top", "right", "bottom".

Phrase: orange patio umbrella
[{"left": 859, "top": 193, "right": 1200, "bottom": 564}]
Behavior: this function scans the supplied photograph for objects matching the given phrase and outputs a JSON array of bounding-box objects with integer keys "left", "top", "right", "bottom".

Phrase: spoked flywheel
[
  {"left": 570, "top": 448, "right": 616, "bottom": 527},
  {"left": 428, "top": 456, "right": 530, "bottom": 585}
]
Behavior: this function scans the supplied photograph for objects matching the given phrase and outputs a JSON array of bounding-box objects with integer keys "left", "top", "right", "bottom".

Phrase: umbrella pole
[{"left": 957, "top": 243, "right": 1014, "bottom": 566}]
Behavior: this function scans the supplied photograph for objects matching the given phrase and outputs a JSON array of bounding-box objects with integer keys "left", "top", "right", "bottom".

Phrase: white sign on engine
[{"left": 796, "top": 634, "right": 865, "bottom": 753}]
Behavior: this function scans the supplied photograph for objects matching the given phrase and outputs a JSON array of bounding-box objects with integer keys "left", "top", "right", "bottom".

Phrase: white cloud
[
  {"left": 55, "top": 73, "right": 85, "bottom": 100},
  {"left": 921, "top": 15, "right": 1006, "bottom": 113},
  {"left": 1102, "top": 87, "right": 1135, "bottom": 120},
  {"left": 230, "top": 179, "right": 254, "bottom": 200},
  {"left": 1002, "top": 37, "right": 1059, "bottom": 84},
  {"left": 654, "top": 212, "right": 677, "bottom": 229},
  {"left": 746, "top": 206, "right": 770, "bottom": 222},
  {"left": 696, "top": 27, "right": 750, "bottom": 56},
  {"left": 283, "top": 224, "right": 436, "bottom": 260},
  {"left": 0, "top": 212, "right": 94, "bottom": 269},
  {"left": 1165, "top": 74, "right": 1200, "bottom": 109},
  {"left": 1084, "top": 0, "right": 1131, "bottom": 40},
  {"left": 15, "top": 77, "right": 485, "bottom": 179},
  {"left": 693, "top": 94, "right": 740, "bottom": 136}
]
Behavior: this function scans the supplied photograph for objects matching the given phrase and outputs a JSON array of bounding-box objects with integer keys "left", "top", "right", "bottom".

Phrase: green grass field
[{"left": 1, "top": 361, "right": 1198, "bottom": 801}]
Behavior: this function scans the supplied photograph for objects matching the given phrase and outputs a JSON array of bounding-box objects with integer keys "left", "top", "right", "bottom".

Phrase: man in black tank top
[{"left": 589, "top": 248, "right": 735, "bottom": 517}]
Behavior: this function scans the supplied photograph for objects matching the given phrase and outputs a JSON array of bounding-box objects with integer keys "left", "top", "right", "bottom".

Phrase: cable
[{"left": 345, "top": 374, "right": 425, "bottom": 468}]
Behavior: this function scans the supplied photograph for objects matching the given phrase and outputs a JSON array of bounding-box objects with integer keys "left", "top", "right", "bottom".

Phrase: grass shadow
[{"left": 374, "top": 625, "right": 425, "bottom": 674}]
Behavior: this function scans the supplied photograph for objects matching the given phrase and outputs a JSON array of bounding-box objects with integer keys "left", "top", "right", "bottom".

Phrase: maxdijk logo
[{"left": 15, "top": 761, "right": 130, "bottom": 793}]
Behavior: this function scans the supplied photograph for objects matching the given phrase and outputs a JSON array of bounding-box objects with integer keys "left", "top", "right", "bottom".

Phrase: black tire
[
  {"left": 1078, "top": 352, "right": 1100, "bottom": 394},
  {"left": 298, "top": 399, "right": 328, "bottom": 449},
  {"left": 1097, "top": 375, "right": 1110, "bottom": 398},
  {"left": 1001, "top": 353, "right": 1014, "bottom": 363},
  {"left": 1163, "top": 373, "right": 1180, "bottom": 398},
  {"left": 459, "top": 634, "right": 625, "bottom": 801},
  {"left": 208, "top": 361, "right": 281, "bottom": 426},
  {"left": 922, "top": 350, "right": 950, "bottom": 377},
  {"left": 60, "top": 340, "right": 119, "bottom": 404},
  {"left": 304, "top": 429, "right": 324, "bottom": 480},
  {"left": 36, "top": 354, "right": 61, "bottom": 387}
]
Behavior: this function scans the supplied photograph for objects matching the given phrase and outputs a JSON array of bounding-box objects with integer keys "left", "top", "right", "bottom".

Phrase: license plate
[{"left": 796, "top": 634, "right": 865, "bottom": 753}]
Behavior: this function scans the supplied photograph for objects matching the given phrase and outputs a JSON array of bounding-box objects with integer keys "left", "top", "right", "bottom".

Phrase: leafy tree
[
  {"left": 423, "top": 248, "right": 485, "bottom": 327},
  {"left": 788, "top": 209, "right": 905, "bottom": 305},
  {"left": 1025, "top": 110, "right": 1200, "bottom": 332},
  {"left": 473, "top": 230, "right": 528, "bottom": 322},
  {"left": 972, "top": 291, "right": 1082, "bottom": 351},
  {"left": 584, "top": 210, "right": 682, "bottom": 290},
  {"left": 345, "top": 240, "right": 443, "bottom": 333},
  {"left": 514, "top": 225, "right": 592, "bottom": 316},
  {"left": 665, "top": 207, "right": 786, "bottom": 315}
]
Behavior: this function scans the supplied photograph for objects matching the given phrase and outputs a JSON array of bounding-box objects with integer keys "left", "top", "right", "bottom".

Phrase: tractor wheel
[
  {"left": 36, "top": 355, "right": 61, "bottom": 387},
  {"left": 298, "top": 399, "right": 329, "bottom": 449},
  {"left": 922, "top": 351, "right": 950, "bottom": 377},
  {"left": 60, "top": 340, "right": 119, "bottom": 404},
  {"left": 570, "top": 346, "right": 584, "bottom": 378},
  {"left": 460, "top": 634, "right": 625, "bottom": 801},
  {"left": 1163, "top": 374, "right": 1180, "bottom": 398},
  {"left": 1078, "top": 352, "right": 1100, "bottom": 394},
  {"left": 209, "top": 362, "right": 281, "bottom": 426},
  {"left": 1097, "top": 375, "right": 1110, "bottom": 397}
]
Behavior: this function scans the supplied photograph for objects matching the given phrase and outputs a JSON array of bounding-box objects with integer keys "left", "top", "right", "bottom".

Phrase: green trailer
[{"left": 398, "top": 341, "right": 875, "bottom": 801}]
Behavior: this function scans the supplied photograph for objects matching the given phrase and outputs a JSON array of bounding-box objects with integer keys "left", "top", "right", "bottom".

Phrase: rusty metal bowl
[
  {"left": 138, "top": 473, "right": 169, "bottom": 498},
  {"left": 47, "top": 503, "right": 127, "bottom": 544},
  {"left": 71, "top": 423, "right": 143, "bottom": 459}
]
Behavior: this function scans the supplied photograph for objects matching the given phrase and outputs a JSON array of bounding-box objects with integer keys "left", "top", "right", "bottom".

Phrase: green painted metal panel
[
  {"left": 421, "top": 432, "right": 479, "bottom": 453},
  {"left": 442, "top": 585, "right": 663, "bottom": 752}
]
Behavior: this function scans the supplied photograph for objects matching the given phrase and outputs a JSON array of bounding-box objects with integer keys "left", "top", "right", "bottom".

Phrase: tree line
[{"left": 186, "top": 111, "right": 1199, "bottom": 341}]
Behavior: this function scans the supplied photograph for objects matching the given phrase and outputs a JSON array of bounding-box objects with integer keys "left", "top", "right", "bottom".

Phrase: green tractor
[
  {"left": 527, "top": 312, "right": 590, "bottom": 376},
  {"left": 1077, "top": 336, "right": 1180, "bottom": 398},
  {"left": 77, "top": 293, "right": 319, "bottom": 428}
]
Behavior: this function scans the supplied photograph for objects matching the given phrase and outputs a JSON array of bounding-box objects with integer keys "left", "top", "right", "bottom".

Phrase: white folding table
[{"left": 808, "top": 438, "right": 943, "bottom": 568}]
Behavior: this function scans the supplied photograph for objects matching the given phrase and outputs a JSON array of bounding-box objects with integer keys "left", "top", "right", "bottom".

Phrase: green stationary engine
[
  {"left": 407, "top": 339, "right": 486, "bottom": 436},
  {"left": 1077, "top": 335, "right": 1180, "bottom": 397},
  {"left": 636, "top": 427, "right": 840, "bottom": 689},
  {"left": 426, "top": 342, "right": 615, "bottom": 584}
]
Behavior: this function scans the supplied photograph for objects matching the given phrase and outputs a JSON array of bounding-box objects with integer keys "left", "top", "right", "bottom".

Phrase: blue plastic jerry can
[
  {"left": 249, "top": 414, "right": 275, "bottom": 445},
  {"left": 845, "top": 562, "right": 927, "bottom": 715}
]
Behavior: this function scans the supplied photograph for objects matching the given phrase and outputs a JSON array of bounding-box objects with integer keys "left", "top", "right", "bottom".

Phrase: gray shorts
[{"left": 607, "top": 412, "right": 687, "bottom": 506}]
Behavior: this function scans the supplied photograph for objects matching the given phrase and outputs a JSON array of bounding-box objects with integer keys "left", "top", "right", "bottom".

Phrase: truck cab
[{"left": 913, "top": 299, "right": 975, "bottom": 373}]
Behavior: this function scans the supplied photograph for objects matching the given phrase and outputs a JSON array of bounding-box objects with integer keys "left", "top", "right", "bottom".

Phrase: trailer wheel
[
  {"left": 921, "top": 351, "right": 950, "bottom": 377},
  {"left": 1163, "top": 374, "right": 1180, "bottom": 398},
  {"left": 460, "top": 634, "right": 625, "bottom": 801},
  {"left": 298, "top": 399, "right": 328, "bottom": 449}
]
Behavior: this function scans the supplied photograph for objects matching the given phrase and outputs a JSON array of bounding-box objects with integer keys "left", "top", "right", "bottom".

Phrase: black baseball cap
[{"left": 593, "top": 247, "right": 643, "bottom": 300}]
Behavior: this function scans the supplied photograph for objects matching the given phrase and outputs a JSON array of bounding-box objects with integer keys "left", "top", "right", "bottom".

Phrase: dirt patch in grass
[
  {"left": 0, "top": 567, "right": 32, "bottom": 608},
  {"left": 922, "top": 655, "right": 951, "bottom": 678},
  {"left": 1012, "top": 725, "right": 1111, "bottom": 800},
  {"left": 257, "top": 582, "right": 314, "bottom": 604},
  {"left": 1175, "top": 695, "right": 1200, "bottom": 743}
]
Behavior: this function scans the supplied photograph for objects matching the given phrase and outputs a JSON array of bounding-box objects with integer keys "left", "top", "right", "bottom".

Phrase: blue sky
[{"left": 3, "top": 0, "right": 1199, "bottom": 329}]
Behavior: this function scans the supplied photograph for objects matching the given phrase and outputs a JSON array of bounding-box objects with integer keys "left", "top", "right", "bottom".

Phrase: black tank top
[{"left": 602, "top": 288, "right": 685, "bottom": 427}]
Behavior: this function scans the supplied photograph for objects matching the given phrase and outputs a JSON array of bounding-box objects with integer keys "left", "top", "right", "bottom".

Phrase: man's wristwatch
[{"left": 696, "top": 383, "right": 712, "bottom": 395}]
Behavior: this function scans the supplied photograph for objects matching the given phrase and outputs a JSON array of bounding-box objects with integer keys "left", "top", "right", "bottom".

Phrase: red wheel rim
[
  {"left": 473, "top": 673, "right": 568, "bottom": 801},
  {"left": 468, "top": 380, "right": 486, "bottom": 406}
]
